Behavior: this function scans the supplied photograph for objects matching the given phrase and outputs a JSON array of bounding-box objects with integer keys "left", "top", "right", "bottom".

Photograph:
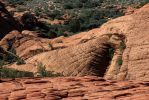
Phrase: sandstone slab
[{"left": 0, "top": 76, "right": 149, "bottom": 100}]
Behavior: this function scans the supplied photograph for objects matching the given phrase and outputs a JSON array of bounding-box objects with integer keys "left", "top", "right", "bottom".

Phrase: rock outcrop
[
  {"left": 0, "top": 30, "right": 51, "bottom": 60},
  {"left": 2, "top": 31, "right": 125, "bottom": 76},
  {"left": 1, "top": 4, "right": 149, "bottom": 81},
  {"left": 0, "top": 76, "right": 149, "bottom": 100}
]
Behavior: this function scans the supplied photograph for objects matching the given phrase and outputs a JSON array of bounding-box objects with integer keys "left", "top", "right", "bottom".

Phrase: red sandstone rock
[
  {"left": 1, "top": 4, "right": 149, "bottom": 81},
  {"left": 0, "top": 76, "right": 149, "bottom": 100}
]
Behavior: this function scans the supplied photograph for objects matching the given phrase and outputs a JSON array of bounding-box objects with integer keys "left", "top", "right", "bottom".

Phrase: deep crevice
[
  {"left": 89, "top": 44, "right": 115, "bottom": 77},
  {"left": 88, "top": 34, "right": 126, "bottom": 77}
]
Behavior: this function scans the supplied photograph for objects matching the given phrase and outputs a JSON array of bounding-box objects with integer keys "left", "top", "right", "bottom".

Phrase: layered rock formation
[
  {"left": 0, "top": 4, "right": 149, "bottom": 81},
  {"left": 0, "top": 76, "right": 149, "bottom": 100},
  {"left": 0, "top": 3, "right": 149, "bottom": 100},
  {"left": 1, "top": 31, "right": 126, "bottom": 77}
]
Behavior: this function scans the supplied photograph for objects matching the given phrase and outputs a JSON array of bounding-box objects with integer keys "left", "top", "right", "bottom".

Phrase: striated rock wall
[
  {"left": 4, "top": 33, "right": 125, "bottom": 77},
  {"left": 0, "top": 4, "right": 149, "bottom": 81},
  {"left": 99, "top": 4, "right": 149, "bottom": 80}
]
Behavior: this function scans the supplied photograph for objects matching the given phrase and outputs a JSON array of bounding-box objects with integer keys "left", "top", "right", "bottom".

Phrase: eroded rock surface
[
  {"left": 0, "top": 4, "right": 149, "bottom": 80},
  {"left": 0, "top": 76, "right": 149, "bottom": 100},
  {"left": 3, "top": 33, "right": 124, "bottom": 76}
]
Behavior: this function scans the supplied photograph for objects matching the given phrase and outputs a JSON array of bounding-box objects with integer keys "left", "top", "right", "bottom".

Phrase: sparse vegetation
[
  {"left": 0, "top": 67, "right": 33, "bottom": 78},
  {"left": 5, "top": 0, "right": 149, "bottom": 37},
  {"left": 3, "top": 48, "right": 25, "bottom": 65},
  {"left": 0, "top": 47, "right": 27, "bottom": 79},
  {"left": 0, "top": 59, "right": 32, "bottom": 79},
  {"left": 36, "top": 62, "right": 63, "bottom": 77},
  {"left": 108, "top": 47, "right": 115, "bottom": 59},
  {"left": 117, "top": 57, "right": 123, "bottom": 66},
  {"left": 119, "top": 42, "right": 126, "bottom": 52},
  {"left": 5, "top": 0, "right": 28, "bottom": 4}
]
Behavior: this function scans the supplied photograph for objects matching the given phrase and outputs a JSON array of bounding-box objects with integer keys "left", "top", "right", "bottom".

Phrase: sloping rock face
[
  {"left": 0, "top": 30, "right": 51, "bottom": 60},
  {"left": 0, "top": 76, "right": 149, "bottom": 100},
  {"left": 100, "top": 4, "right": 149, "bottom": 80},
  {"left": 3, "top": 32, "right": 125, "bottom": 76},
  {"left": 1, "top": 4, "right": 149, "bottom": 80}
]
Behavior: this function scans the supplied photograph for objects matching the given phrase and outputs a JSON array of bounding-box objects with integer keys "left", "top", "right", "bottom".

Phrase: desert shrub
[
  {"left": 47, "top": 10, "right": 63, "bottom": 20},
  {"left": 34, "top": 7, "right": 42, "bottom": 17},
  {"left": 11, "top": 0, "right": 148, "bottom": 37},
  {"left": 103, "top": 0, "right": 149, "bottom": 7},
  {"left": 21, "top": 12, "right": 38, "bottom": 30},
  {"left": 5, "top": 0, "right": 30, "bottom": 4},
  {"left": 108, "top": 46, "right": 115, "bottom": 59},
  {"left": 47, "top": 24, "right": 60, "bottom": 35},
  {"left": 63, "top": 3, "right": 74, "bottom": 9},
  {"left": 68, "top": 19, "right": 81, "bottom": 33},
  {"left": 79, "top": 9, "right": 93, "bottom": 18},
  {"left": 73, "top": 1, "right": 83, "bottom": 8},
  {"left": 80, "top": 0, "right": 88, "bottom": 3},
  {"left": 4, "top": 48, "right": 17, "bottom": 63},
  {"left": 117, "top": 57, "right": 123, "bottom": 66},
  {"left": 10, "top": 54, "right": 25, "bottom": 65},
  {"left": 92, "top": 11, "right": 103, "bottom": 20},
  {"left": 0, "top": 55, "right": 32, "bottom": 79},
  {"left": 36, "top": 62, "right": 63, "bottom": 77},
  {"left": 0, "top": 68, "right": 33, "bottom": 78},
  {"left": 25, "top": 0, "right": 64, "bottom": 19},
  {"left": 119, "top": 42, "right": 126, "bottom": 52},
  {"left": 0, "top": 47, "right": 25, "bottom": 65},
  {"left": 83, "top": 0, "right": 100, "bottom": 8},
  {"left": 40, "top": 0, "right": 147, "bottom": 36},
  {"left": 0, "top": 58, "right": 4, "bottom": 68}
]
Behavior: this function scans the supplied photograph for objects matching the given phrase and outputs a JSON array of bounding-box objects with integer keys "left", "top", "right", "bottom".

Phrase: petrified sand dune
[
  {"left": 2, "top": 32, "right": 125, "bottom": 77},
  {"left": 0, "top": 76, "right": 149, "bottom": 100},
  {"left": 1, "top": 4, "right": 149, "bottom": 81},
  {"left": 0, "top": 3, "right": 149, "bottom": 100}
]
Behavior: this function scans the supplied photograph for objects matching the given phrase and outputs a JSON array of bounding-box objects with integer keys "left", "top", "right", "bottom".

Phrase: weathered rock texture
[
  {"left": 2, "top": 32, "right": 125, "bottom": 76},
  {"left": 0, "top": 30, "right": 51, "bottom": 60},
  {"left": 1, "top": 4, "right": 149, "bottom": 80},
  {"left": 0, "top": 76, "right": 149, "bottom": 100}
]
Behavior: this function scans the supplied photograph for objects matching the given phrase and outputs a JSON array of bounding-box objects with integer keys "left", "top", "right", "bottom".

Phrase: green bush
[
  {"left": 117, "top": 57, "right": 123, "bottom": 66},
  {"left": 63, "top": 3, "right": 74, "bottom": 9},
  {"left": 103, "top": 0, "right": 149, "bottom": 8},
  {"left": 25, "top": 0, "right": 64, "bottom": 19},
  {"left": 83, "top": 0, "right": 100, "bottom": 8},
  {"left": 119, "top": 42, "right": 126, "bottom": 52},
  {"left": 47, "top": 10, "right": 63, "bottom": 20},
  {"left": 44, "top": 0, "right": 148, "bottom": 36},
  {"left": 68, "top": 19, "right": 81, "bottom": 33},
  {"left": 7, "top": 0, "right": 148, "bottom": 37},
  {"left": 6, "top": 0, "right": 31, "bottom": 4},
  {"left": 0, "top": 68, "right": 33, "bottom": 78},
  {"left": 108, "top": 47, "right": 115, "bottom": 59},
  {"left": 0, "top": 59, "right": 32, "bottom": 79},
  {"left": 36, "top": 62, "right": 63, "bottom": 77},
  {"left": 0, "top": 47, "right": 25, "bottom": 65},
  {"left": 73, "top": 1, "right": 83, "bottom": 8}
]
